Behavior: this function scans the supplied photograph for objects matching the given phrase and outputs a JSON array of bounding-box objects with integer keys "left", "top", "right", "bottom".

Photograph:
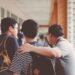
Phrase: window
[{"left": 67, "top": 0, "right": 75, "bottom": 47}]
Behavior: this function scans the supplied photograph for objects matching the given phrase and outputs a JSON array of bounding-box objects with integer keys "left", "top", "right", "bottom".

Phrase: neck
[{"left": 25, "top": 37, "right": 35, "bottom": 43}]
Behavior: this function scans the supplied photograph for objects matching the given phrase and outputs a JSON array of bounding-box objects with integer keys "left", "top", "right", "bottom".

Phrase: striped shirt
[{"left": 9, "top": 41, "right": 44, "bottom": 75}]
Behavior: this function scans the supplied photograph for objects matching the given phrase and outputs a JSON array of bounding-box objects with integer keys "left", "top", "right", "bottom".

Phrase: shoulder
[
  {"left": 57, "top": 38, "right": 73, "bottom": 48},
  {"left": 7, "top": 36, "right": 18, "bottom": 45},
  {"left": 8, "top": 36, "right": 17, "bottom": 41},
  {"left": 56, "top": 37, "right": 74, "bottom": 56},
  {"left": 6, "top": 36, "right": 19, "bottom": 49}
]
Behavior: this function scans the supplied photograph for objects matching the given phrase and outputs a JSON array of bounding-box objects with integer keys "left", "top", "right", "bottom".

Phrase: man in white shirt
[{"left": 18, "top": 24, "right": 75, "bottom": 75}]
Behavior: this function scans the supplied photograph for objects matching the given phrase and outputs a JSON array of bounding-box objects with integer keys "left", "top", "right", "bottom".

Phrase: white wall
[{"left": 0, "top": 0, "right": 25, "bottom": 19}]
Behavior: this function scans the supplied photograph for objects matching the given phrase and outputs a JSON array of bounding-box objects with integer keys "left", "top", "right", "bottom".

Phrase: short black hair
[
  {"left": 1, "top": 17, "right": 17, "bottom": 33},
  {"left": 48, "top": 24, "right": 64, "bottom": 37},
  {"left": 21, "top": 19, "right": 38, "bottom": 38}
]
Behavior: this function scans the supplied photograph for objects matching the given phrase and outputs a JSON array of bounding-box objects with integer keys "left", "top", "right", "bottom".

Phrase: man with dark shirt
[{"left": 0, "top": 17, "right": 19, "bottom": 75}]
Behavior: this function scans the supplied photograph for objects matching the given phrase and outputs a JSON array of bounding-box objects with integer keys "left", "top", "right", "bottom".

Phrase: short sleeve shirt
[{"left": 55, "top": 37, "right": 75, "bottom": 75}]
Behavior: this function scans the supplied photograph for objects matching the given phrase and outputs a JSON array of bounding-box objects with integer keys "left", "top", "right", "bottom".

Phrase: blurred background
[{"left": 0, "top": 0, "right": 75, "bottom": 47}]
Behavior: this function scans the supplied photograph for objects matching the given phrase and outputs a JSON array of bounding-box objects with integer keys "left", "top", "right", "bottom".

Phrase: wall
[{"left": 49, "top": 0, "right": 67, "bottom": 38}]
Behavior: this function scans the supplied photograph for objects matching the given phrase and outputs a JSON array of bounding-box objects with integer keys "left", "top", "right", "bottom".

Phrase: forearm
[{"left": 31, "top": 46, "right": 62, "bottom": 58}]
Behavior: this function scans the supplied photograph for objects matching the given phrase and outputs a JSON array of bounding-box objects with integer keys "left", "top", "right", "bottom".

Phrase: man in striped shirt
[
  {"left": 9, "top": 19, "right": 38, "bottom": 75},
  {"left": 9, "top": 19, "right": 54, "bottom": 75}
]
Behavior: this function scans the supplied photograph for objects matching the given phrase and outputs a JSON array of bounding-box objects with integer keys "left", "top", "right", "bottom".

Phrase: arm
[
  {"left": 31, "top": 46, "right": 62, "bottom": 58},
  {"left": 18, "top": 43, "right": 62, "bottom": 58}
]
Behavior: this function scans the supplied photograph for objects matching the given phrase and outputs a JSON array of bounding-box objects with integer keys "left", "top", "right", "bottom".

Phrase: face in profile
[
  {"left": 47, "top": 33, "right": 57, "bottom": 45},
  {"left": 9, "top": 23, "right": 18, "bottom": 38}
]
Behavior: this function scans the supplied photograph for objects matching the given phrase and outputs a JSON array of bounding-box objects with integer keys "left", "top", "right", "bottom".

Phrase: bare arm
[
  {"left": 31, "top": 46, "right": 62, "bottom": 58},
  {"left": 18, "top": 43, "right": 62, "bottom": 58}
]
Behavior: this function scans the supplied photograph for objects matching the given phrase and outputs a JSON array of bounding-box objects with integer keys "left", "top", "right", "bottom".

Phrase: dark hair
[
  {"left": 48, "top": 24, "right": 64, "bottom": 37},
  {"left": 21, "top": 19, "right": 38, "bottom": 38},
  {"left": 1, "top": 17, "right": 17, "bottom": 33}
]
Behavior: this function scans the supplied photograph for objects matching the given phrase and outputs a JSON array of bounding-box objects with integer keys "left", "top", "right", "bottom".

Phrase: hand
[
  {"left": 18, "top": 43, "right": 33, "bottom": 54},
  {"left": 33, "top": 68, "right": 40, "bottom": 75}
]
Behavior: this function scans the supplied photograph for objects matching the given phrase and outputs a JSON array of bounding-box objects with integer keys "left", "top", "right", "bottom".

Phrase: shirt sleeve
[{"left": 56, "top": 40, "right": 73, "bottom": 57}]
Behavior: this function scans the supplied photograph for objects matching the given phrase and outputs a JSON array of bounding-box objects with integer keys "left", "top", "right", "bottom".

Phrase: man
[
  {"left": 9, "top": 19, "right": 39, "bottom": 75},
  {"left": 19, "top": 24, "right": 75, "bottom": 75},
  {"left": 0, "top": 17, "right": 19, "bottom": 75},
  {"left": 9, "top": 19, "right": 54, "bottom": 75}
]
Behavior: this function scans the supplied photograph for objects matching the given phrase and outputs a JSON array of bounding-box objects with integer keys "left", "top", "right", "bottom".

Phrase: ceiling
[
  {"left": 13, "top": 0, "right": 53, "bottom": 25},
  {"left": 0, "top": 0, "right": 53, "bottom": 25}
]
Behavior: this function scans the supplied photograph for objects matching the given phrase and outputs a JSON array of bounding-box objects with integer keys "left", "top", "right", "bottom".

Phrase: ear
[{"left": 8, "top": 26, "right": 13, "bottom": 32}]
